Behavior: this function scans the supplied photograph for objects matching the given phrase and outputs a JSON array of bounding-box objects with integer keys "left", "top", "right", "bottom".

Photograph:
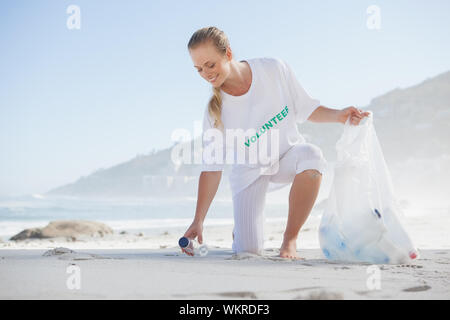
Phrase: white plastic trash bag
[{"left": 319, "top": 111, "right": 419, "bottom": 264}]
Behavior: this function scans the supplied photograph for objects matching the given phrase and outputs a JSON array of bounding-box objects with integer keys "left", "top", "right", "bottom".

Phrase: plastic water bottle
[{"left": 178, "top": 237, "right": 208, "bottom": 256}]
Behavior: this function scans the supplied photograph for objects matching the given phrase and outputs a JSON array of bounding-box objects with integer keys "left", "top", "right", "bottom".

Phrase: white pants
[{"left": 231, "top": 142, "right": 327, "bottom": 255}]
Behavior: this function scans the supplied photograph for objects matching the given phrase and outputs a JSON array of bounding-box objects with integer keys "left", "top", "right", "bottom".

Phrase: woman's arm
[
  {"left": 181, "top": 171, "right": 222, "bottom": 255},
  {"left": 193, "top": 171, "right": 222, "bottom": 224},
  {"left": 307, "top": 105, "right": 370, "bottom": 125}
]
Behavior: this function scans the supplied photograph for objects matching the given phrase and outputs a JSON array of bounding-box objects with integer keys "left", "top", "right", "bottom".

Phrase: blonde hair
[{"left": 187, "top": 26, "right": 230, "bottom": 131}]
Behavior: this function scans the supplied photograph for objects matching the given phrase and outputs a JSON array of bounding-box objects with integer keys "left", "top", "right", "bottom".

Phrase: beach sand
[
  {"left": 0, "top": 215, "right": 449, "bottom": 299},
  {"left": 0, "top": 247, "right": 448, "bottom": 300}
]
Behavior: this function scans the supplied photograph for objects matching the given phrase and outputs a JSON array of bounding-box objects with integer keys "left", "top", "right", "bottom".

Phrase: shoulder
[
  {"left": 250, "top": 56, "right": 284, "bottom": 68},
  {"left": 250, "top": 56, "right": 288, "bottom": 78}
]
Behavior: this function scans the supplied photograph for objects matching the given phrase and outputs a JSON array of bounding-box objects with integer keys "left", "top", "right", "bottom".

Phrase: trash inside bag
[{"left": 319, "top": 111, "right": 419, "bottom": 264}]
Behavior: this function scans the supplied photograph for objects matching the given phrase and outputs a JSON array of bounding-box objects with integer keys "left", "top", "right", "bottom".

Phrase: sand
[
  {"left": 1, "top": 213, "right": 449, "bottom": 300},
  {"left": 0, "top": 247, "right": 449, "bottom": 300}
]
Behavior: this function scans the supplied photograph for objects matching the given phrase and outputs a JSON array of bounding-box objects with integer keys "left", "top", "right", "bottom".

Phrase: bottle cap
[{"left": 178, "top": 236, "right": 190, "bottom": 248}]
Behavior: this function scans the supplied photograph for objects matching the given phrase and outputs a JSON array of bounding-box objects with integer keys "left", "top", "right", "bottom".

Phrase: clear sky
[{"left": 1, "top": 0, "right": 449, "bottom": 196}]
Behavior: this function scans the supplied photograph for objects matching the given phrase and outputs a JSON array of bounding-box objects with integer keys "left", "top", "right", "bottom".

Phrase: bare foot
[{"left": 279, "top": 238, "right": 302, "bottom": 260}]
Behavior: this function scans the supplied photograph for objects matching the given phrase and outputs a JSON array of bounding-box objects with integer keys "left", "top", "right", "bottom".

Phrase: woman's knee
[
  {"left": 232, "top": 228, "right": 264, "bottom": 255},
  {"left": 232, "top": 240, "right": 264, "bottom": 255},
  {"left": 293, "top": 143, "right": 327, "bottom": 175},
  {"left": 293, "top": 143, "right": 325, "bottom": 162}
]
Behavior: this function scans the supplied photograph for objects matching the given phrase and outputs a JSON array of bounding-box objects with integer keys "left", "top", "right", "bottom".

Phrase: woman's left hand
[{"left": 337, "top": 106, "right": 370, "bottom": 125}]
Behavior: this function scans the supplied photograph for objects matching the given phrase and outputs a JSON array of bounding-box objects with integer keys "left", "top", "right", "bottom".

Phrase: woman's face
[{"left": 190, "top": 42, "right": 231, "bottom": 88}]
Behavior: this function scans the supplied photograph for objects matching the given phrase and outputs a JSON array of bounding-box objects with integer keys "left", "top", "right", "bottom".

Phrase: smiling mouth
[{"left": 209, "top": 74, "right": 218, "bottom": 82}]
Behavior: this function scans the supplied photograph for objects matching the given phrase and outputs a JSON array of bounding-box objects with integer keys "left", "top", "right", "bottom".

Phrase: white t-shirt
[{"left": 201, "top": 57, "right": 321, "bottom": 198}]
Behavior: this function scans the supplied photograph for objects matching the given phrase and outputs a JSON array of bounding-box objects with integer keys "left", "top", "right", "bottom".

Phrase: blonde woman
[{"left": 182, "top": 26, "right": 369, "bottom": 259}]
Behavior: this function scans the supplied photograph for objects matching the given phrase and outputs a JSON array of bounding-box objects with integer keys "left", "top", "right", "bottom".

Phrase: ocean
[{"left": 0, "top": 194, "right": 291, "bottom": 242}]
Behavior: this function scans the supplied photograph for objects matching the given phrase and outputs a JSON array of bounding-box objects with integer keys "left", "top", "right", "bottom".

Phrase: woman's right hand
[{"left": 181, "top": 220, "right": 203, "bottom": 256}]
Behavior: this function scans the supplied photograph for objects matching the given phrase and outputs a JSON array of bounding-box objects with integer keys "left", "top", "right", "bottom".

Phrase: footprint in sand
[
  {"left": 225, "top": 252, "right": 304, "bottom": 262},
  {"left": 42, "top": 247, "right": 114, "bottom": 260},
  {"left": 266, "top": 256, "right": 305, "bottom": 262},
  {"left": 216, "top": 291, "right": 258, "bottom": 299},
  {"left": 293, "top": 290, "right": 344, "bottom": 300},
  {"left": 402, "top": 285, "right": 431, "bottom": 292},
  {"left": 225, "top": 253, "right": 258, "bottom": 260},
  {"left": 173, "top": 291, "right": 258, "bottom": 299},
  {"left": 397, "top": 264, "right": 423, "bottom": 268}
]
